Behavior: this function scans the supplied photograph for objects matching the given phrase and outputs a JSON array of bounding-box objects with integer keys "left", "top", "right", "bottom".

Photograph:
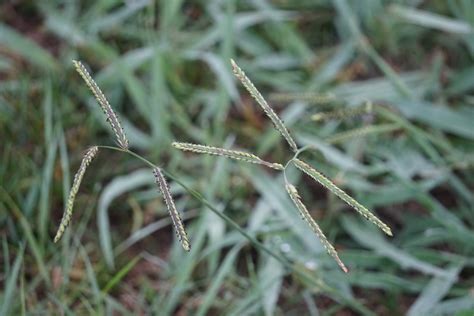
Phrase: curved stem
[
  {"left": 97, "top": 145, "right": 156, "bottom": 168},
  {"left": 97, "top": 145, "right": 298, "bottom": 265},
  {"left": 294, "top": 144, "right": 315, "bottom": 159},
  {"left": 284, "top": 144, "right": 315, "bottom": 170},
  {"left": 282, "top": 168, "right": 289, "bottom": 185},
  {"left": 92, "top": 144, "right": 373, "bottom": 314},
  {"left": 96, "top": 145, "right": 126, "bottom": 154}
]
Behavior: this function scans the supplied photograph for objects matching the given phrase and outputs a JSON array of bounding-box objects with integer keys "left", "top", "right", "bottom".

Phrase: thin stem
[
  {"left": 284, "top": 144, "right": 316, "bottom": 171},
  {"left": 96, "top": 145, "right": 156, "bottom": 169},
  {"left": 93, "top": 144, "right": 373, "bottom": 313},
  {"left": 96, "top": 145, "right": 290, "bottom": 261},
  {"left": 125, "top": 150, "right": 157, "bottom": 169},
  {"left": 283, "top": 144, "right": 319, "bottom": 196},
  {"left": 96, "top": 145, "right": 293, "bottom": 262},
  {"left": 282, "top": 168, "right": 289, "bottom": 185}
]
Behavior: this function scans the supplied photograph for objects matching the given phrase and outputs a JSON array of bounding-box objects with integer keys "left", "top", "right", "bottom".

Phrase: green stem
[
  {"left": 284, "top": 144, "right": 315, "bottom": 170},
  {"left": 95, "top": 144, "right": 373, "bottom": 314},
  {"left": 97, "top": 145, "right": 156, "bottom": 168}
]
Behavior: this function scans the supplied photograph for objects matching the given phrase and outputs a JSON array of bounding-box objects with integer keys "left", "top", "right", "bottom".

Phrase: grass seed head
[
  {"left": 285, "top": 183, "right": 348, "bottom": 273},
  {"left": 54, "top": 146, "right": 99, "bottom": 243},
  {"left": 172, "top": 142, "right": 284, "bottom": 170},
  {"left": 230, "top": 59, "right": 298, "bottom": 152},
  {"left": 311, "top": 103, "right": 374, "bottom": 122},
  {"left": 293, "top": 158, "right": 392, "bottom": 236},
  {"left": 73, "top": 60, "right": 129, "bottom": 150},
  {"left": 153, "top": 167, "right": 191, "bottom": 252}
]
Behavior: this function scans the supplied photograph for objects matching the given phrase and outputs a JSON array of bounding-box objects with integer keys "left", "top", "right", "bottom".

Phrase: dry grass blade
[
  {"left": 293, "top": 158, "right": 392, "bottom": 236},
  {"left": 285, "top": 183, "right": 348, "bottom": 273},
  {"left": 172, "top": 142, "right": 284, "bottom": 170},
  {"left": 72, "top": 60, "right": 129, "bottom": 149},
  {"left": 54, "top": 146, "right": 99, "bottom": 243},
  {"left": 230, "top": 59, "right": 298, "bottom": 152},
  {"left": 153, "top": 167, "right": 191, "bottom": 251}
]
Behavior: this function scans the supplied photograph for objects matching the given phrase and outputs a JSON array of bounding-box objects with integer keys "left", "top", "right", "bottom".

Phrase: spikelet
[
  {"left": 230, "top": 59, "right": 298, "bottom": 152},
  {"left": 73, "top": 60, "right": 129, "bottom": 150},
  {"left": 172, "top": 142, "right": 284, "bottom": 170},
  {"left": 285, "top": 183, "right": 348, "bottom": 273},
  {"left": 311, "top": 102, "right": 373, "bottom": 122},
  {"left": 326, "top": 123, "right": 400, "bottom": 144},
  {"left": 54, "top": 146, "right": 99, "bottom": 243},
  {"left": 153, "top": 167, "right": 191, "bottom": 251},
  {"left": 292, "top": 158, "right": 392, "bottom": 236},
  {"left": 270, "top": 92, "right": 336, "bottom": 105}
]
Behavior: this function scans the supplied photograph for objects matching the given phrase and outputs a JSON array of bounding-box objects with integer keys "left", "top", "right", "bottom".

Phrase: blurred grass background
[{"left": 1, "top": 0, "right": 474, "bottom": 315}]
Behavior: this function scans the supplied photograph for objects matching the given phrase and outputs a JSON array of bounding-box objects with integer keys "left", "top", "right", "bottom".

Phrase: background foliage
[{"left": 1, "top": 0, "right": 473, "bottom": 315}]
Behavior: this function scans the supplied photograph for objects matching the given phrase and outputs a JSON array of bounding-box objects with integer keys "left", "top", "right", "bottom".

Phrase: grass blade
[
  {"left": 342, "top": 216, "right": 448, "bottom": 277},
  {"left": 101, "top": 256, "right": 141, "bottom": 294},
  {"left": 197, "top": 245, "right": 241, "bottom": 316},
  {"left": 0, "top": 245, "right": 24, "bottom": 316},
  {"left": 1, "top": 189, "right": 49, "bottom": 285},
  {"left": 98, "top": 169, "right": 152, "bottom": 269},
  {"left": 407, "top": 265, "right": 462, "bottom": 316},
  {"left": 0, "top": 24, "right": 57, "bottom": 71},
  {"left": 390, "top": 4, "right": 473, "bottom": 35}
]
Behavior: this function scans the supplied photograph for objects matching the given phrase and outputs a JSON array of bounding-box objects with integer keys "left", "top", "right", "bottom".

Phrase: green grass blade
[
  {"left": 197, "top": 245, "right": 241, "bottom": 316},
  {"left": 390, "top": 4, "right": 473, "bottom": 34},
  {"left": 407, "top": 265, "right": 462, "bottom": 316},
  {"left": 342, "top": 216, "right": 449, "bottom": 277},
  {"left": 101, "top": 256, "right": 141, "bottom": 294},
  {"left": 0, "top": 24, "right": 57, "bottom": 71},
  {"left": 0, "top": 188, "right": 50, "bottom": 285},
  {"left": 333, "top": 0, "right": 413, "bottom": 98},
  {"left": 0, "top": 245, "right": 24, "bottom": 315},
  {"left": 97, "top": 169, "right": 153, "bottom": 269}
]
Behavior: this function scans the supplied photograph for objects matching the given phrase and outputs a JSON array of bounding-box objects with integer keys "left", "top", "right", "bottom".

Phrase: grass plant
[{"left": 2, "top": 1, "right": 473, "bottom": 314}]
